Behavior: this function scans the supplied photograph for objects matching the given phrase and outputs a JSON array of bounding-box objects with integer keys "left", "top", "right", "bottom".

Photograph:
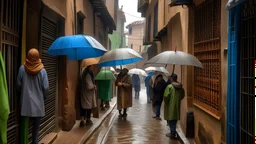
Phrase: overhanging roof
[
  {"left": 89, "top": 0, "right": 116, "bottom": 33},
  {"left": 153, "top": 24, "right": 167, "bottom": 41}
]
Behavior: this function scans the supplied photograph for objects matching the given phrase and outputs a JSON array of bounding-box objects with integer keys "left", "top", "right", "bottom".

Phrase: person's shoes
[
  {"left": 101, "top": 107, "right": 106, "bottom": 110},
  {"left": 105, "top": 105, "right": 110, "bottom": 108},
  {"left": 152, "top": 116, "right": 157, "bottom": 118},
  {"left": 123, "top": 113, "right": 127, "bottom": 117},
  {"left": 79, "top": 121, "right": 85, "bottom": 127},
  {"left": 166, "top": 133, "right": 178, "bottom": 139},
  {"left": 155, "top": 117, "right": 162, "bottom": 120},
  {"left": 85, "top": 119, "right": 93, "bottom": 125}
]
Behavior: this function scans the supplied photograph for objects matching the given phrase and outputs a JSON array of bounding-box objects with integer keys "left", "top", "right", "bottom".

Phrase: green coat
[
  {"left": 164, "top": 82, "right": 184, "bottom": 120},
  {"left": 98, "top": 80, "right": 112, "bottom": 101},
  {"left": 0, "top": 51, "right": 10, "bottom": 144}
]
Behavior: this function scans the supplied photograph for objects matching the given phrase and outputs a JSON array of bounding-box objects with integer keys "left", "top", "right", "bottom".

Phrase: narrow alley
[
  {"left": 87, "top": 87, "right": 182, "bottom": 144},
  {"left": 1, "top": 0, "right": 255, "bottom": 144}
]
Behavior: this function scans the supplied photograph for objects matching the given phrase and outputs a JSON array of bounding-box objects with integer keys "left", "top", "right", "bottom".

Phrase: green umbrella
[{"left": 95, "top": 70, "right": 115, "bottom": 80}]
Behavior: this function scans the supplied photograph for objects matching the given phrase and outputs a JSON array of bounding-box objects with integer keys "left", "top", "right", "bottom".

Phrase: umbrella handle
[{"left": 172, "top": 65, "right": 175, "bottom": 74}]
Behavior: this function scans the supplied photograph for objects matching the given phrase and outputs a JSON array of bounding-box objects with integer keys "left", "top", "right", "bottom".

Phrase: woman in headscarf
[
  {"left": 17, "top": 48, "right": 49, "bottom": 144},
  {"left": 80, "top": 65, "right": 97, "bottom": 126},
  {"left": 115, "top": 68, "right": 132, "bottom": 117}
]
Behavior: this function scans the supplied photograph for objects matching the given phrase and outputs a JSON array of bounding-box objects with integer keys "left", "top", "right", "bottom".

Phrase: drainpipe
[
  {"left": 74, "top": 0, "right": 77, "bottom": 34},
  {"left": 20, "top": 0, "right": 29, "bottom": 144},
  {"left": 93, "top": 11, "right": 96, "bottom": 36},
  {"left": 163, "top": 0, "right": 165, "bottom": 25}
]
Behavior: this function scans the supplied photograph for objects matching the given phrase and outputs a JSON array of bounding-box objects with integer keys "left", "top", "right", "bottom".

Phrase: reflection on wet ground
[{"left": 88, "top": 88, "right": 182, "bottom": 144}]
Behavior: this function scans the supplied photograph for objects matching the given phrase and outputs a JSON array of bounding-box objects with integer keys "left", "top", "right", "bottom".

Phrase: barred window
[{"left": 193, "top": 0, "right": 221, "bottom": 118}]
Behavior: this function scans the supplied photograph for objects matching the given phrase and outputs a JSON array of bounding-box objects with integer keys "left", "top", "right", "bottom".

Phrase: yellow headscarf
[{"left": 24, "top": 48, "right": 44, "bottom": 75}]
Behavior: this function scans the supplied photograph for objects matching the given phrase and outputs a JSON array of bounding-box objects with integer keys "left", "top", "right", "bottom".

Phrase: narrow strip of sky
[{"left": 119, "top": 0, "right": 144, "bottom": 30}]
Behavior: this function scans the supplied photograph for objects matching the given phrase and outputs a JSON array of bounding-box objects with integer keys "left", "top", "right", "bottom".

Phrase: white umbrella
[
  {"left": 98, "top": 48, "right": 143, "bottom": 67},
  {"left": 101, "top": 67, "right": 116, "bottom": 73},
  {"left": 151, "top": 72, "right": 169, "bottom": 83},
  {"left": 145, "top": 67, "right": 169, "bottom": 75},
  {"left": 128, "top": 68, "right": 148, "bottom": 77},
  {"left": 145, "top": 50, "right": 203, "bottom": 68}
]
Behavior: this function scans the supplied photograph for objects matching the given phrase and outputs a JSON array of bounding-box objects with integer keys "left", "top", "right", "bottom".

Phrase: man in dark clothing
[{"left": 153, "top": 74, "right": 168, "bottom": 120}]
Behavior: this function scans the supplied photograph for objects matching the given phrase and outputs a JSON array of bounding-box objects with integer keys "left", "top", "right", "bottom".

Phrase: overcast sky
[{"left": 118, "top": 0, "right": 144, "bottom": 31}]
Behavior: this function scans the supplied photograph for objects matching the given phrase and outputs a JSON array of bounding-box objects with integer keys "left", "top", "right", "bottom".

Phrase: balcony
[{"left": 137, "top": 0, "right": 149, "bottom": 16}]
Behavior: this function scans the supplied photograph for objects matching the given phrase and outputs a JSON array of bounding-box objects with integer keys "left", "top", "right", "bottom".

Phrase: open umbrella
[
  {"left": 146, "top": 49, "right": 203, "bottom": 82},
  {"left": 101, "top": 67, "right": 116, "bottom": 73},
  {"left": 98, "top": 48, "right": 143, "bottom": 67},
  {"left": 47, "top": 35, "right": 107, "bottom": 60},
  {"left": 80, "top": 57, "right": 100, "bottom": 75},
  {"left": 128, "top": 68, "right": 147, "bottom": 77},
  {"left": 146, "top": 50, "right": 203, "bottom": 68},
  {"left": 145, "top": 67, "right": 169, "bottom": 75},
  {"left": 95, "top": 70, "right": 116, "bottom": 80}
]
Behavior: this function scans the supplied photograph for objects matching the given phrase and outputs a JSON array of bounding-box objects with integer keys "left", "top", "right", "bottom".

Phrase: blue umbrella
[{"left": 47, "top": 35, "right": 107, "bottom": 60}]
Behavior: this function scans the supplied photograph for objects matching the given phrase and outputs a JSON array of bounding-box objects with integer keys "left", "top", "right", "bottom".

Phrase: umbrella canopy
[
  {"left": 128, "top": 68, "right": 147, "bottom": 77},
  {"left": 47, "top": 35, "right": 107, "bottom": 60},
  {"left": 81, "top": 57, "right": 100, "bottom": 68},
  {"left": 80, "top": 57, "right": 100, "bottom": 76},
  {"left": 145, "top": 67, "right": 169, "bottom": 75},
  {"left": 145, "top": 51, "right": 203, "bottom": 68},
  {"left": 98, "top": 48, "right": 143, "bottom": 67},
  {"left": 95, "top": 70, "right": 116, "bottom": 80},
  {"left": 101, "top": 67, "right": 116, "bottom": 73},
  {"left": 152, "top": 72, "right": 169, "bottom": 82}
]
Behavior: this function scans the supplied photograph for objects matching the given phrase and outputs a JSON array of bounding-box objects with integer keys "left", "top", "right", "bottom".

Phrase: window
[
  {"left": 239, "top": 0, "right": 255, "bottom": 142},
  {"left": 129, "top": 27, "right": 132, "bottom": 35},
  {"left": 153, "top": 2, "right": 158, "bottom": 38},
  {"left": 131, "top": 44, "right": 133, "bottom": 49},
  {"left": 77, "top": 11, "right": 85, "bottom": 34},
  {"left": 193, "top": 0, "right": 221, "bottom": 118}
]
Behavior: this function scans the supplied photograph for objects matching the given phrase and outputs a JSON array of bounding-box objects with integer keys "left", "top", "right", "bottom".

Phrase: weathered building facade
[
  {"left": 138, "top": 0, "right": 229, "bottom": 143},
  {"left": 0, "top": 0, "right": 116, "bottom": 143}
]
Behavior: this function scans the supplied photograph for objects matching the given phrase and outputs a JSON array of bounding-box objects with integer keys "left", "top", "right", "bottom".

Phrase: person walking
[
  {"left": 80, "top": 65, "right": 97, "bottom": 126},
  {"left": 16, "top": 48, "right": 49, "bottom": 144},
  {"left": 116, "top": 68, "right": 132, "bottom": 117},
  {"left": 0, "top": 51, "right": 10, "bottom": 144},
  {"left": 132, "top": 74, "right": 141, "bottom": 98},
  {"left": 145, "top": 72, "right": 154, "bottom": 103},
  {"left": 164, "top": 73, "right": 185, "bottom": 139},
  {"left": 153, "top": 74, "right": 167, "bottom": 120}
]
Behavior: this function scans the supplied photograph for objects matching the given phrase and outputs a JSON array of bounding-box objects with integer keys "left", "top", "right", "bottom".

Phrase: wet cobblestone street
[{"left": 99, "top": 88, "right": 182, "bottom": 144}]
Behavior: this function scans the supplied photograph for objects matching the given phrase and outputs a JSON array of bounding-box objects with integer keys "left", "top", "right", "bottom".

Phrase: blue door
[{"left": 227, "top": 7, "right": 241, "bottom": 144}]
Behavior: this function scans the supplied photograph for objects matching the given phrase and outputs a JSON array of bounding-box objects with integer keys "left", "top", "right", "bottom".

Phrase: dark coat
[{"left": 153, "top": 79, "right": 167, "bottom": 102}]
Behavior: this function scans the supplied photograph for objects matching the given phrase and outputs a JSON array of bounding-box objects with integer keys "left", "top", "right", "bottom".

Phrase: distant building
[
  {"left": 109, "top": 6, "right": 126, "bottom": 49},
  {"left": 125, "top": 20, "right": 147, "bottom": 69}
]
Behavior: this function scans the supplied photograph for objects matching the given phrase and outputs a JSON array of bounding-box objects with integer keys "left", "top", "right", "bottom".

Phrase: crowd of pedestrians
[{"left": 2, "top": 49, "right": 184, "bottom": 144}]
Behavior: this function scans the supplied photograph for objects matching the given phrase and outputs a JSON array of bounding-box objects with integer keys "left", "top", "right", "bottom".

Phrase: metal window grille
[
  {"left": 1, "top": 0, "right": 22, "bottom": 143},
  {"left": 240, "top": 0, "right": 255, "bottom": 143},
  {"left": 193, "top": 0, "right": 221, "bottom": 117},
  {"left": 28, "top": 16, "right": 58, "bottom": 143}
]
